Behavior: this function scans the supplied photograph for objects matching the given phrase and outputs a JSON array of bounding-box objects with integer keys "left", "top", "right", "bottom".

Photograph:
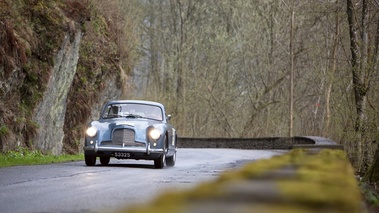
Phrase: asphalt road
[{"left": 0, "top": 148, "right": 285, "bottom": 213}]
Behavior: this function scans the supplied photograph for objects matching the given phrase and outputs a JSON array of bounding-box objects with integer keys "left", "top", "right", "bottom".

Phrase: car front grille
[{"left": 110, "top": 129, "right": 144, "bottom": 147}]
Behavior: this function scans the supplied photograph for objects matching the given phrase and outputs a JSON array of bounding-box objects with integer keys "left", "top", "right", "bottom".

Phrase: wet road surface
[{"left": 0, "top": 148, "right": 285, "bottom": 213}]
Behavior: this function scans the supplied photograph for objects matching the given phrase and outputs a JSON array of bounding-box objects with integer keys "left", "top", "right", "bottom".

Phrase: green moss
[
  {"left": 277, "top": 181, "right": 361, "bottom": 212},
  {"left": 0, "top": 125, "right": 10, "bottom": 136},
  {"left": 360, "top": 182, "right": 379, "bottom": 207},
  {"left": 92, "top": 15, "right": 107, "bottom": 35},
  {"left": 116, "top": 149, "right": 362, "bottom": 213},
  {"left": 276, "top": 150, "right": 361, "bottom": 213}
]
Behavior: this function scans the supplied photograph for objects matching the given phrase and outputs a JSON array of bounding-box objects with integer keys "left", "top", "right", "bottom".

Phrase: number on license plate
[{"left": 115, "top": 152, "right": 130, "bottom": 158}]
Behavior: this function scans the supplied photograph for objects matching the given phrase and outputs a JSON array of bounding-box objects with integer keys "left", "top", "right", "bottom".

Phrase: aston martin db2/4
[{"left": 83, "top": 100, "right": 177, "bottom": 168}]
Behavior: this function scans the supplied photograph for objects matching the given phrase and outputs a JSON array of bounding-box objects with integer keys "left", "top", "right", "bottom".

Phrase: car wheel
[
  {"left": 85, "top": 154, "right": 96, "bottom": 166},
  {"left": 154, "top": 154, "right": 165, "bottom": 169},
  {"left": 154, "top": 135, "right": 167, "bottom": 169},
  {"left": 100, "top": 156, "right": 110, "bottom": 165},
  {"left": 166, "top": 152, "right": 176, "bottom": 167}
]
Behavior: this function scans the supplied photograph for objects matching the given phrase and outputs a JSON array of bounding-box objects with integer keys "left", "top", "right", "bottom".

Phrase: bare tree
[
  {"left": 127, "top": 0, "right": 379, "bottom": 172},
  {"left": 347, "top": 0, "right": 379, "bottom": 170}
]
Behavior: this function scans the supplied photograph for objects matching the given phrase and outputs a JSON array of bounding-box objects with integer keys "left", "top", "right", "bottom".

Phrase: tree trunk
[
  {"left": 324, "top": 1, "right": 340, "bottom": 137},
  {"left": 363, "top": 2, "right": 379, "bottom": 181},
  {"left": 347, "top": 0, "right": 368, "bottom": 170},
  {"left": 289, "top": 0, "right": 295, "bottom": 137},
  {"left": 364, "top": 144, "right": 379, "bottom": 182}
]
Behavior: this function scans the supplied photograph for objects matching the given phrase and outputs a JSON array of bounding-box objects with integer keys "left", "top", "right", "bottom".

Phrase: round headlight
[
  {"left": 86, "top": 127, "right": 97, "bottom": 137},
  {"left": 149, "top": 128, "right": 161, "bottom": 140}
]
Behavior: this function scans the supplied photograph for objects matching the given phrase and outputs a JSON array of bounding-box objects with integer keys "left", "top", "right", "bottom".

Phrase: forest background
[
  {"left": 0, "top": 0, "right": 378, "bottom": 178},
  {"left": 125, "top": 0, "right": 379, "bottom": 175}
]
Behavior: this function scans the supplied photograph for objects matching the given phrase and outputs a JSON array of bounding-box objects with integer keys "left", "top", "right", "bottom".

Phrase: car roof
[{"left": 106, "top": 100, "right": 165, "bottom": 108}]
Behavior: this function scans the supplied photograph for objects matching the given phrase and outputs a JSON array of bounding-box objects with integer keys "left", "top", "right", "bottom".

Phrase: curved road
[{"left": 0, "top": 148, "right": 285, "bottom": 213}]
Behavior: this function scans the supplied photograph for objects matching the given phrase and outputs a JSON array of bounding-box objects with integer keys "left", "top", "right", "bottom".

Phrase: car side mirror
[{"left": 166, "top": 114, "right": 171, "bottom": 121}]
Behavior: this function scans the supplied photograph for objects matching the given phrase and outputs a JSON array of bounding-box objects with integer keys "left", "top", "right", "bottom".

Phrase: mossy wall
[
  {"left": 0, "top": 0, "right": 67, "bottom": 151},
  {"left": 119, "top": 149, "right": 362, "bottom": 213}
]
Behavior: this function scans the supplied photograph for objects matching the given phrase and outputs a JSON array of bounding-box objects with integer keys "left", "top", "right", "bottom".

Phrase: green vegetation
[
  {"left": 0, "top": 147, "right": 82, "bottom": 168},
  {"left": 360, "top": 182, "right": 379, "bottom": 208},
  {"left": 0, "top": 125, "right": 10, "bottom": 137}
]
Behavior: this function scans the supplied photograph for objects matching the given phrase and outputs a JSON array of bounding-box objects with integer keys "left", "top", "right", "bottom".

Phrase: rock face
[
  {"left": 33, "top": 31, "right": 82, "bottom": 155},
  {"left": 1, "top": 1, "right": 129, "bottom": 154}
]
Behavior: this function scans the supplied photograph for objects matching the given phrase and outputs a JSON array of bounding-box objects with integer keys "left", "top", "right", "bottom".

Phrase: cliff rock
[
  {"left": 0, "top": 0, "right": 130, "bottom": 154},
  {"left": 33, "top": 31, "right": 82, "bottom": 155}
]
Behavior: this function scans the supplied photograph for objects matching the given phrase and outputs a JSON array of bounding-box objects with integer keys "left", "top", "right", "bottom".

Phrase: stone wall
[{"left": 178, "top": 136, "right": 316, "bottom": 150}]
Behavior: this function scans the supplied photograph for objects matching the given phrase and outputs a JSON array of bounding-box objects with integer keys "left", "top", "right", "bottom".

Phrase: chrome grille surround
[{"left": 111, "top": 129, "right": 144, "bottom": 147}]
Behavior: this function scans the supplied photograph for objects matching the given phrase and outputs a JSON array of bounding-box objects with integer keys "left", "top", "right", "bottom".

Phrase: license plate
[{"left": 114, "top": 152, "right": 130, "bottom": 158}]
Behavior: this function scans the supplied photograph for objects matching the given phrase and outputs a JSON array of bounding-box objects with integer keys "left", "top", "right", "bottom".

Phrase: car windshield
[{"left": 102, "top": 103, "right": 163, "bottom": 121}]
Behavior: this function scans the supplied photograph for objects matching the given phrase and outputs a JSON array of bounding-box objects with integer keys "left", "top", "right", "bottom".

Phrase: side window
[
  {"left": 102, "top": 105, "right": 111, "bottom": 118},
  {"left": 102, "top": 105, "right": 121, "bottom": 118}
]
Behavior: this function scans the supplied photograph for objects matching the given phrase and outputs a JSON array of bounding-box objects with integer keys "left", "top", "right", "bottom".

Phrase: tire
[
  {"left": 100, "top": 156, "right": 110, "bottom": 165},
  {"left": 166, "top": 152, "right": 176, "bottom": 167},
  {"left": 85, "top": 154, "right": 96, "bottom": 166},
  {"left": 154, "top": 135, "right": 167, "bottom": 169},
  {"left": 154, "top": 154, "right": 165, "bottom": 169}
]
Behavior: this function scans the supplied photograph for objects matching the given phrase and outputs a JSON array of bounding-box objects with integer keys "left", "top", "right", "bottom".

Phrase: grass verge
[{"left": 0, "top": 148, "right": 82, "bottom": 168}]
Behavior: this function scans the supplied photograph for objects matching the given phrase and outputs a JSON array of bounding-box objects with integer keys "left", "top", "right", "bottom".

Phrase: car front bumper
[{"left": 83, "top": 142, "right": 164, "bottom": 155}]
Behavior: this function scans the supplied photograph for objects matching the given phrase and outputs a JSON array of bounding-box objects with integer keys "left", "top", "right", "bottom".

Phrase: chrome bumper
[{"left": 83, "top": 142, "right": 164, "bottom": 155}]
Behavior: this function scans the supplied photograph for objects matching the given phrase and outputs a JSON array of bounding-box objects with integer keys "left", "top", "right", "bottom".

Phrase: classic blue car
[{"left": 83, "top": 100, "right": 177, "bottom": 168}]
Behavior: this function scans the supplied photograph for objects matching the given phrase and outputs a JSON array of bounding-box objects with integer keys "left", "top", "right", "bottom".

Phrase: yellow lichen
[
  {"left": 116, "top": 149, "right": 362, "bottom": 213},
  {"left": 277, "top": 149, "right": 362, "bottom": 213}
]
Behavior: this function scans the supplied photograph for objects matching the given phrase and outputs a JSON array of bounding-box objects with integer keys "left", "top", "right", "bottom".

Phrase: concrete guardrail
[{"left": 178, "top": 136, "right": 344, "bottom": 150}]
